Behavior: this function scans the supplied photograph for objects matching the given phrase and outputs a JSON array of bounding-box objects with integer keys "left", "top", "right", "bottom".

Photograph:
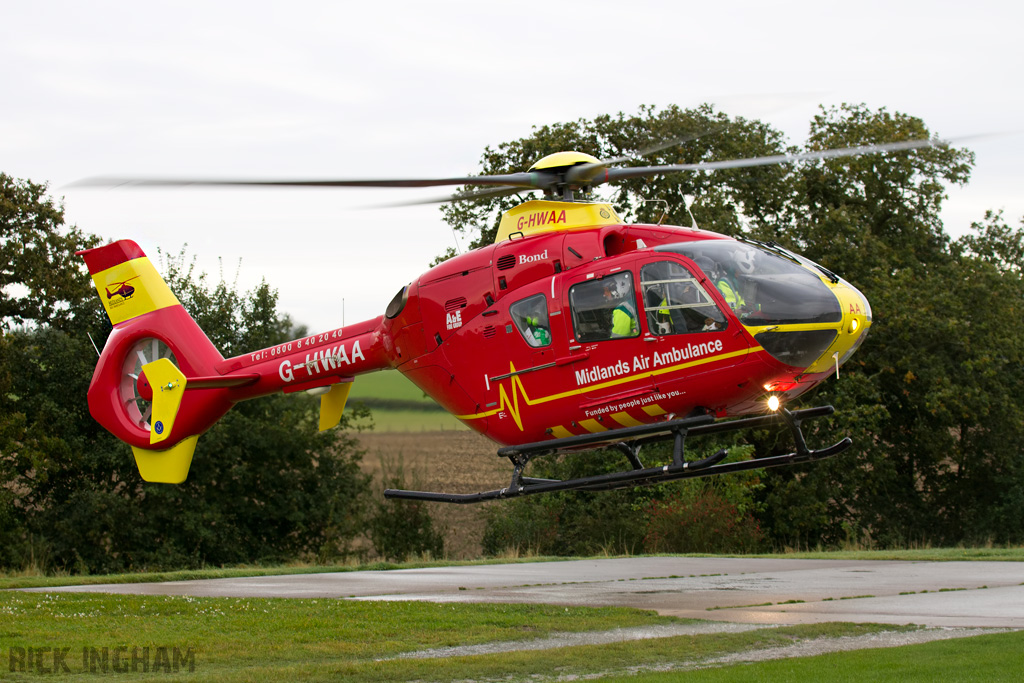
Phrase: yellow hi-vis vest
[
  {"left": 611, "top": 304, "right": 637, "bottom": 337},
  {"left": 716, "top": 277, "right": 744, "bottom": 311}
]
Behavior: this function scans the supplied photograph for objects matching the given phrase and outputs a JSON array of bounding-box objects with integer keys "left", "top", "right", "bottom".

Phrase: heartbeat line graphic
[
  {"left": 458, "top": 363, "right": 562, "bottom": 431},
  {"left": 497, "top": 369, "right": 531, "bottom": 431}
]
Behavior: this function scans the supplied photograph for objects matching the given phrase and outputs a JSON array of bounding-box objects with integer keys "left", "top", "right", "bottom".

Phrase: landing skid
[{"left": 384, "top": 406, "right": 851, "bottom": 504}]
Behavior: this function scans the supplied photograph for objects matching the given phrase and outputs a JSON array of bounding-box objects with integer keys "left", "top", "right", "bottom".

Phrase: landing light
[
  {"left": 850, "top": 318, "right": 860, "bottom": 333},
  {"left": 767, "top": 395, "right": 781, "bottom": 412}
]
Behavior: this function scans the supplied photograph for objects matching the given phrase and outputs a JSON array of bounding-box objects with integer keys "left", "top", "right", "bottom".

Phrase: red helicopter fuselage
[
  {"left": 375, "top": 212, "right": 870, "bottom": 446},
  {"left": 80, "top": 200, "right": 870, "bottom": 483}
]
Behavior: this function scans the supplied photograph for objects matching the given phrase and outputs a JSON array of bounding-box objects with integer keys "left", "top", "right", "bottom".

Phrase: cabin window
[
  {"left": 509, "top": 294, "right": 552, "bottom": 348},
  {"left": 569, "top": 271, "right": 639, "bottom": 342},
  {"left": 640, "top": 261, "right": 727, "bottom": 335}
]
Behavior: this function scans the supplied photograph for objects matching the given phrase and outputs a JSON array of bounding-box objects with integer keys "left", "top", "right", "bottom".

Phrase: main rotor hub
[
  {"left": 529, "top": 151, "right": 603, "bottom": 201},
  {"left": 528, "top": 151, "right": 600, "bottom": 173}
]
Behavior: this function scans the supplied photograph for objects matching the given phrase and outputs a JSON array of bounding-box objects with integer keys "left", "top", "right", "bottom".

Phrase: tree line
[{"left": 0, "top": 176, "right": 440, "bottom": 573}]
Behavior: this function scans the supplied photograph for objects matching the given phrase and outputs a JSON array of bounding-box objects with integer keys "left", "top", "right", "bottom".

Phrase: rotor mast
[{"left": 529, "top": 151, "right": 603, "bottom": 203}]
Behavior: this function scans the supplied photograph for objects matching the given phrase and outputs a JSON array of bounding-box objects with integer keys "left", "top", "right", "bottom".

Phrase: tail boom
[{"left": 80, "top": 239, "right": 392, "bottom": 483}]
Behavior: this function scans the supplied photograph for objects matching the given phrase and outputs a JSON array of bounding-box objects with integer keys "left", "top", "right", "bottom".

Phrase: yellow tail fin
[
  {"left": 131, "top": 436, "right": 199, "bottom": 484},
  {"left": 319, "top": 382, "right": 353, "bottom": 432}
]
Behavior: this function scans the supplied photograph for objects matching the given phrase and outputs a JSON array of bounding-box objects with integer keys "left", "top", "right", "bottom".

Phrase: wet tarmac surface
[{"left": 30, "top": 557, "right": 1024, "bottom": 628}]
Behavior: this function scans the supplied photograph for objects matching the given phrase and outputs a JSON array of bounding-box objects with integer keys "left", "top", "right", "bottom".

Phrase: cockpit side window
[
  {"left": 569, "top": 271, "right": 639, "bottom": 342},
  {"left": 509, "top": 294, "right": 552, "bottom": 347},
  {"left": 641, "top": 261, "right": 727, "bottom": 335}
]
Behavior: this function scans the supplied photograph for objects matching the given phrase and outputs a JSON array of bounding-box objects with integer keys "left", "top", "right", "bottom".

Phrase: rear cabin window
[
  {"left": 509, "top": 294, "right": 552, "bottom": 347},
  {"left": 640, "top": 261, "right": 728, "bottom": 335},
  {"left": 569, "top": 271, "right": 639, "bottom": 342}
]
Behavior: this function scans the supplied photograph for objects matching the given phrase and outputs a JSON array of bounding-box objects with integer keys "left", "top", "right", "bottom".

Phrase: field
[
  {"left": 350, "top": 369, "right": 468, "bottom": 432},
  {"left": 356, "top": 430, "right": 506, "bottom": 559},
  {"left": 348, "top": 369, "right": 506, "bottom": 558},
  {"left": 348, "top": 369, "right": 436, "bottom": 405}
]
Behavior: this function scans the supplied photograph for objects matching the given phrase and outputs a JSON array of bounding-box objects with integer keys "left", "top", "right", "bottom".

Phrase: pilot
[
  {"left": 696, "top": 256, "right": 744, "bottom": 312},
  {"left": 603, "top": 282, "right": 638, "bottom": 338}
]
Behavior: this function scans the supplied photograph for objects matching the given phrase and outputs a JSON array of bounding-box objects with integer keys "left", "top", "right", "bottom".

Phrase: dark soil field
[{"left": 356, "top": 430, "right": 510, "bottom": 559}]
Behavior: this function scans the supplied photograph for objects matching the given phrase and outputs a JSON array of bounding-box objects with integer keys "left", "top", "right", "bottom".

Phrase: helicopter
[
  {"left": 77, "top": 135, "right": 948, "bottom": 502},
  {"left": 104, "top": 276, "right": 138, "bottom": 301}
]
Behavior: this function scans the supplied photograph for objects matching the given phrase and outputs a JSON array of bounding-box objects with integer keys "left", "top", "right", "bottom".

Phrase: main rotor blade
[
  {"left": 375, "top": 184, "right": 532, "bottom": 208},
  {"left": 70, "top": 171, "right": 552, "bottom": 191},
  {"left": 597, "top": 135, "right": 985, "bottom": 184},
  {"left": 565, "top": 127, "right": 727, "bottom": 186}
]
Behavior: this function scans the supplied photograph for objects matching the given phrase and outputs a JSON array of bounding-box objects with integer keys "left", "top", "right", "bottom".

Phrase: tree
[
  {"left": 0, "top": 174, "right": 102, "bottom": 332},
  {"left": 1, "top": 175, "right": 110, "bottom": 570},
  {"left": 1, "top": 179, "right": 373, "bottom": 572},
  {"left": 780, "top": 104, "right": 974, "bottom": 278},
  {"left": 368, "top": 467, "right": 444, "bottom": 561},
  {"left": 440, "top": 104, "right": 792, "bottom": 254},
  {"left": 754, "top": 108, "right": 1022, "bottom": 548},
  {"left": 957, "top": 210, "right": 1024, "bottom": 275}
]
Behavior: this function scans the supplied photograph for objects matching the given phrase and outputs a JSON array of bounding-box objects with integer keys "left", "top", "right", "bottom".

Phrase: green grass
[
  {"left": 613, "top": 630, "right": 1024, "bottom": 682},
  {"left": 345, "top": 369, "right": 468, "bottom": 431},
  {"left": 348, "top": 369, "right": 435, "bottom": 405},
  {"left": 0, "top": 591, "right": 918, "bottom": 682},
  {"left": 0, "top": 557, "right": 564, "bottom": 591},
  {"left": 363, "top": 408, "right": 468, "bottom": 432},
  {"left": 741, "top": 547, "right": 1024, "bottom": 562}
]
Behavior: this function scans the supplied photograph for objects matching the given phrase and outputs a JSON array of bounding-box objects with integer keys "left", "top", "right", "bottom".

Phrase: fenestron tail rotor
[{"left": 120, "top": 337, "right": 177, "bottom": 432}]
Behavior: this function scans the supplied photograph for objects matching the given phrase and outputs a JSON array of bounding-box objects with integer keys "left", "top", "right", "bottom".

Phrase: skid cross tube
[{"left": 384, "top": 406, "right": 851, "bottom": 504}]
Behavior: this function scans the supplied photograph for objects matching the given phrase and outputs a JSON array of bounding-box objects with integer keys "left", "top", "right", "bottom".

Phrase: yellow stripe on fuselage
[
  {"left": 91, "top": 257, "right": 180, "bottom": 325},
  {"left": 610, "top": 411, "right": 644, "bottom": 428},
  {"left": 456, "top": 346, "right": 756, "bottom": 427}
]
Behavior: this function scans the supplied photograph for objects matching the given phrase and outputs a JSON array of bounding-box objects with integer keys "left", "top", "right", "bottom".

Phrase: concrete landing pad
[{"left": 30, "top": 557, "right": 1024, "bottom": 628}]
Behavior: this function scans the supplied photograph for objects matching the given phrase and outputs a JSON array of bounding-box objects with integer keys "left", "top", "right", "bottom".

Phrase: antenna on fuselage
[
  {"left": 450, "top": 225, "right": 463, "bottom": 255},
  {"left": 683, "top": 195, "right": 699, "bottom": 229},
  {"left": 87, "top": 332, "right": 101, "bottom": 357}
]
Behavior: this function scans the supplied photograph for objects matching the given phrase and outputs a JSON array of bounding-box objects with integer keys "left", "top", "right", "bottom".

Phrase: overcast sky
[{"left": 3, "top": 0, "right": 1021, "bottom": 334}]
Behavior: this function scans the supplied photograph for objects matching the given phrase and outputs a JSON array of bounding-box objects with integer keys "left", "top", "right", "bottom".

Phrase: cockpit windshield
[{"left": 656, "top": 241, "right": 842, "bottom": 326}]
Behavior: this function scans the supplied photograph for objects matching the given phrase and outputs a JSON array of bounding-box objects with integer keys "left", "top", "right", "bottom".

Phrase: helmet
[
  {"left": 693, "top": 256, "right": 715, "bottom": 276},
  {"left": 604, "top": 276, "right": 630, "bottom": 299}
]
